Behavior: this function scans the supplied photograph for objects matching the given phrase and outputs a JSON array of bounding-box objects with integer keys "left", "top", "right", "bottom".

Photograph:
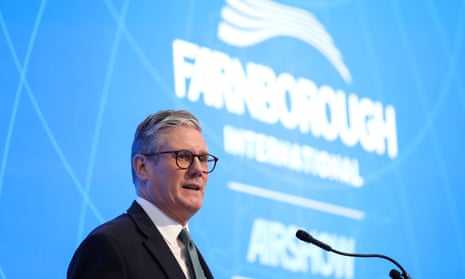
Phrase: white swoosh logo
[{"left": 217, "top": 0, "right": 352, "bottom": 84}]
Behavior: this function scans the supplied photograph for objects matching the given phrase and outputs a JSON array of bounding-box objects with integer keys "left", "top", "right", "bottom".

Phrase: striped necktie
[{"left": 178, "top": 228, "right": 205, "bottom": 279}]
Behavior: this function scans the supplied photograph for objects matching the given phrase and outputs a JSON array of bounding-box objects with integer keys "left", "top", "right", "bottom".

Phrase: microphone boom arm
[{"left": 296, "top": 229, "right": 411, "bottom": 279}]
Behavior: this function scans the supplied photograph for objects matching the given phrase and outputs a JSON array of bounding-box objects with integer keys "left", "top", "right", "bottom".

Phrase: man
[{"left": 67, "top": 109, "right": 218, "bottom": 279}]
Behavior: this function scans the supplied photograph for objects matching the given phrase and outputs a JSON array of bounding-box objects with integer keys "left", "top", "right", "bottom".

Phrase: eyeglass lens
[{"left": 176, "top": 150, "right": 217, "bottom": 172}]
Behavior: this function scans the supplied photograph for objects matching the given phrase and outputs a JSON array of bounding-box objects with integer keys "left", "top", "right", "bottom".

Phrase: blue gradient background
[{"left": 1, "top": 1, "right": 464, "bottom": 279}]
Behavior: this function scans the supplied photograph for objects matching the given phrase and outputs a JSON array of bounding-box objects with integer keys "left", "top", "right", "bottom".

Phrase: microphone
[{"left": 296, "top": 229, "right": 411, "bottom": 279}]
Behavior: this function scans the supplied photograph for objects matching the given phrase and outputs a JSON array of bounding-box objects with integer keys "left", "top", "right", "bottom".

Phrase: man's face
[{"left": 142, "top": 126, "right": 210, "bottom": 225}]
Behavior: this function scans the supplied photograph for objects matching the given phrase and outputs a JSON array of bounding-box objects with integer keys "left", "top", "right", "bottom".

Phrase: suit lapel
[
  {"left": 143, "top": 236, "right": 188, "bottom": 278},
  {"left": 127, "top": 201, "right": 187, "bottom": 279}
]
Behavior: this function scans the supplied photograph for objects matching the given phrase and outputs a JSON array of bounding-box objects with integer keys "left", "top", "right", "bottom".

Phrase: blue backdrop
[{"left": 1, "top": 0, "right": 464, "bottom": 279}]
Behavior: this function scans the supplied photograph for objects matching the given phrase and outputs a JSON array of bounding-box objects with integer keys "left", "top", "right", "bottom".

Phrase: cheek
[
  {"left": 150, "top": 168, "right": 172, "bottom": 195},
  {"left": 163, "top": 171, "right": 183, "bottom": 193}
]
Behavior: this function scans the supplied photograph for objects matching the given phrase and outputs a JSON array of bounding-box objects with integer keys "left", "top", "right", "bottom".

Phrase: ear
[{"left": 133, "top": 154, "right": 150, "bottom": 181}]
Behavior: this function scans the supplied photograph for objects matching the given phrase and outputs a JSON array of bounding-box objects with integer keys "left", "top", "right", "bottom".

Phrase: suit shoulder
[{"left": 89, "top": 213, "right": 136, "bottom": 237}]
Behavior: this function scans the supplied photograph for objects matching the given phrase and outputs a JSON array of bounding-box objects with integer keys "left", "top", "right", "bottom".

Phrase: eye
[
  {"left": 198, "top": 154, "right": 208, "bottom": 163},
  {"left": 178, "top": 151, "right": 193, "bottom": 162}
]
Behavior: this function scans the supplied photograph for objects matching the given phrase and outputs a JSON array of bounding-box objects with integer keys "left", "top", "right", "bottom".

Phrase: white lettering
[
  {"left": 172, "top": 39, "right": 398, "bottom": 158},
  {"left": 247, "top": 218, "right": 355, "bottom": 279},
  {"left": 172, "top": 39, "right": 198, "bottom": 98},
  {"left": 224, "top": 125, "right": 364, "bottom": 187}
]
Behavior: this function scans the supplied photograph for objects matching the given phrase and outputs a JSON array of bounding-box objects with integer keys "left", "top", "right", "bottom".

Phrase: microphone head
[
  {"left": 296, "top": 229, "right": 312, "bottom": 242},
  {"left": 389, "top": 269, "right": 402, "bottom": 279},
  {"left": 295, "top": 229, "right": 332, "bottom": 251}
]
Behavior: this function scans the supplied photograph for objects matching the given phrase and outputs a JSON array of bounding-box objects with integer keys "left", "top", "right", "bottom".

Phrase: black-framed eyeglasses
[{"left": 143, "top": 150, "right": 219, "bottom": 173}]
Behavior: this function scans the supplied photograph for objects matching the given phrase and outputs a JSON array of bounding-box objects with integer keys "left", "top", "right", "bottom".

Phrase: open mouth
[{"left": 182, "top": 184, "right": 200, "bottom": 191}]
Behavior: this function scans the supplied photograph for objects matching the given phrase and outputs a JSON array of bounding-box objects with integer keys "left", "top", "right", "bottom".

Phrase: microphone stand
[{"left": 296, "top": 230, "right": 411, "bottom": 279}]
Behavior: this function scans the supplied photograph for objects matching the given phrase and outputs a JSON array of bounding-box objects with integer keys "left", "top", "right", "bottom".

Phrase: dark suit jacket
[{"left": 67, "top": 201, "right": 214, "bottom": 279}]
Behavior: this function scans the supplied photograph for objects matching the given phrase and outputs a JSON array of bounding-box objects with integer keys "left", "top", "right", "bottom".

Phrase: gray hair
[{"left": 131, "top": 109, "right": 202, "bottom": 183}]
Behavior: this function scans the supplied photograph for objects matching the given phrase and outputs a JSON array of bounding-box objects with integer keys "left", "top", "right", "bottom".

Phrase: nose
[{"left": 187, "top": 156, "right": 206, "bottom": 176}]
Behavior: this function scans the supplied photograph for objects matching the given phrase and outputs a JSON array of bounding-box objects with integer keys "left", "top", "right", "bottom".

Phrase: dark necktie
[{"left": 178, "top": 228, "right": 205, "bottom": 279}]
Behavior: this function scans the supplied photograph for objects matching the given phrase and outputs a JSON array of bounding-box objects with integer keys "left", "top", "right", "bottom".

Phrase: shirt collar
[{"left": 136, "top": 197, "right": 187, "bottom": 245}]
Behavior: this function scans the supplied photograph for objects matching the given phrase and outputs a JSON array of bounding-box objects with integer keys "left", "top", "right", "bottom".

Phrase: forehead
[{"left": 158, "top": 126, "right": 208, "bottom": 151}]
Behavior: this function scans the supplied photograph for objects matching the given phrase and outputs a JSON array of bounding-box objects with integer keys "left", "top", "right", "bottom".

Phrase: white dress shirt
[{"left": 136, "top": 197, "right": 190, "bottom": 278}]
